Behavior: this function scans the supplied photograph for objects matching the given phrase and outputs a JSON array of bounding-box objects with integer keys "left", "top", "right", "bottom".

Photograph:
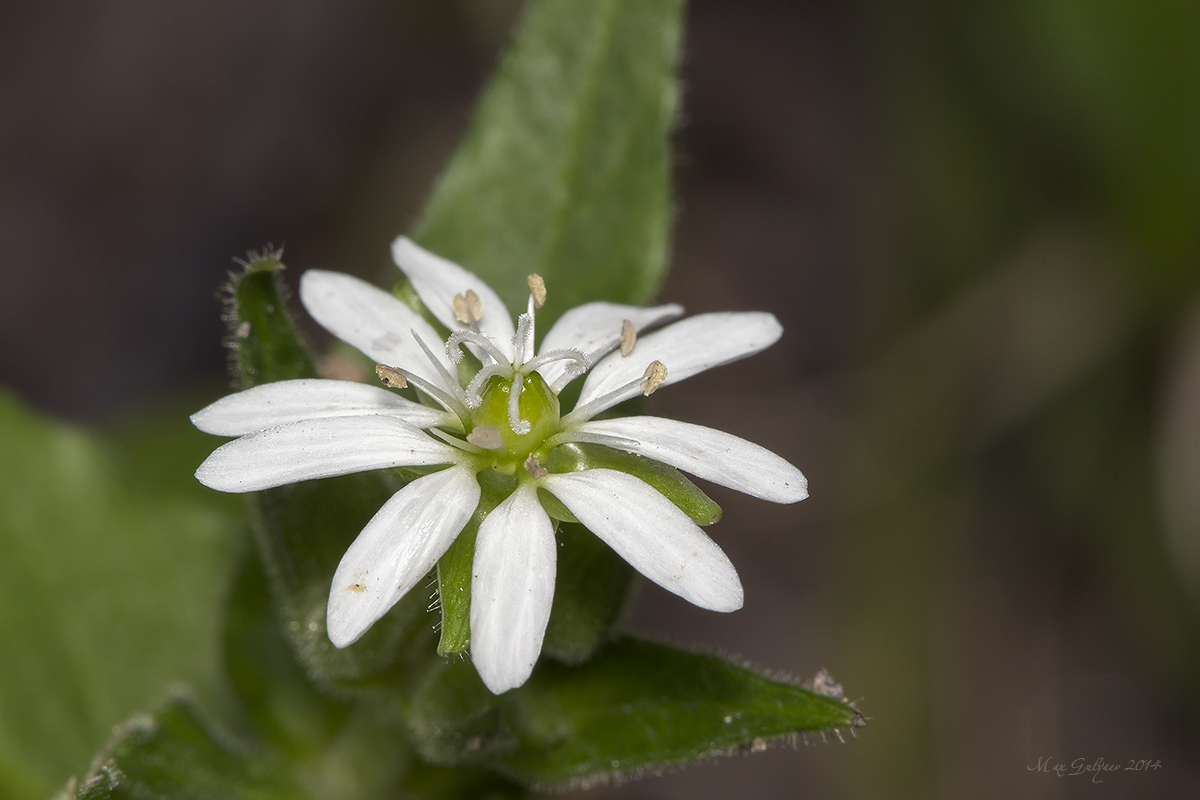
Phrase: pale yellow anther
[
  {"left": 466, "top": 425, "right": 504, "bottom": 450},
  {"left": 524, "top": 455, "right": 549, "bottom": 479},
  {"left": 620, "top": 319, "right": 636, "bottom": 356},
  {"left": 640, "top": 360, "right": 667, "bottom": 396},
  {"left": 452, "top": 289, "right": 483, "bottom": 324},
  {"left": 375, "top": 364, "right": 408, "bottom": 389},
  {"left": 527, "top": 274, "right": 547, "bottom": 308}
]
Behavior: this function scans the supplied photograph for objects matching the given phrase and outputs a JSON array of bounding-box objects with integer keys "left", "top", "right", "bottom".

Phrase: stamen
[
  {"left": 427, "top": 426, "right": 484, "bottom": 454},
  {"left": 620, "top": 319, "right": 636, "bottom": 356},
  {"left": 527, "top": 274, "right": 546, "bottom": 308},
  {"left": 375, "top": 364, "right": 407, "bottom": 389},
  {"left": 542, "top": 430, "right": 641, "bottom": 451},
  {"left": 507, "top": 374, "right": 531, "bottom": 435},
  {"left": 445, "top": 329, "right": 509, "bottom": 366},
  {"left": 640, "top": 360, "right": 667, "bottom": 396},
  {"left": 560, "top": 360, "right": 670, "bottom": 427},
  {"left": 465, "top": 364, "right": 511, "bottom": 408},
  {"left": 380, "top": 364, "right": 469, "bottom": 427},
  {"left": 466, "top": 425, "right": 504, "bottom": 450},
  {"left": 452, "top": 289, "right": 483, "bottom": 325},
  {"left": 524, "top": 455, "right": 548, "bottom": 479}
]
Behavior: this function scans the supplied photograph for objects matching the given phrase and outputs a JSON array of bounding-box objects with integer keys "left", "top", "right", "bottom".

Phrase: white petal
[
  {"left": 470, "top": 483, "right": 556, "bottom": 694},
  {"left": 536, "top": 301, "right": 684, "bottom": 389},
  {"left": 574, "top": 312, "right": 783, "bottom": 416},
  {"left": 195, "top": 416, "right": 454, "bottom": 493},
  {"left": 571, "top": 416, "right": 808, "bottom": 504},
  {"left": 191, "top": 379, "right": 452, "bottom": 436},
  {"left": 541, "top": 469, "right": 742, "bottom": 612},
  {"left": 391, "top": 237, "right": 515, "bottom": 359},
  {"left": 327, "top": 466, "right": 480, "bottom": 647},
  {"left": 299, "top": 270, "right": 455, "bottom": 388}
]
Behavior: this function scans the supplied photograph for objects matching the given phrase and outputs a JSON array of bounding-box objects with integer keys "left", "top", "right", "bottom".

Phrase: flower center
[{"left": 469, "top": 371, "right": 560, "bottom": 473}]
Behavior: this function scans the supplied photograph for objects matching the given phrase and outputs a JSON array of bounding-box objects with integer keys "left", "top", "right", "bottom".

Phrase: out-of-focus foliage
[
  {"left": 0, "top": 394, "right": 238, "bottom": 800},
  {"left": 835, "top": 1, "right": 1200, "bottom": 797}
]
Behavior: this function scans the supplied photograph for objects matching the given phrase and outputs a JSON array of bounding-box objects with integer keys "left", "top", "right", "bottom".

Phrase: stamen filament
[
  {"left": 384, "top": 365, "right": 469, "bottom": 428},
  {"left": 542, "top": 430, "right": 641, "bottom": 451},
  {"left": 560, "top": 361, "right": 668, "bottom": 427},
  {"left": 412, "top": 330, "right": 466, "bottom": 403},
  {"left": 427, "top": 426, "right": 484, "bottom": 454}
]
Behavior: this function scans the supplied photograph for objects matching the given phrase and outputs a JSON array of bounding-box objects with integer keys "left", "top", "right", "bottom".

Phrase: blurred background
[{"left": 3, "top": 0, "right": 1200, "bottom": 797}]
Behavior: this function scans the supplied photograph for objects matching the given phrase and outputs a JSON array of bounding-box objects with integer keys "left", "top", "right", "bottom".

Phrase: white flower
[{"left": 192, "top": 237, "right": 807, "bottom": 694}]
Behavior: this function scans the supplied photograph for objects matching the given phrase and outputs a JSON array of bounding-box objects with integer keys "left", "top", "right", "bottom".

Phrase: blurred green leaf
[
  {"left": 0, "top": 393, "right": 238, "bottom": 800},
  {"left": 414, "top": 0, "right": 683, "bottom": 326},
  {"left": 407, "top": 637, "right": 863, "bottom": 790},
  {"left": 67, "top": 694, "right": 430, "bottom": 800},
  {"left": 70, "top": 698, "right": 304, "bottom": 800}
]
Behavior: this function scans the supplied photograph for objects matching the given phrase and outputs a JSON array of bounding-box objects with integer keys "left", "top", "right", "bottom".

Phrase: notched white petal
[
  {"left": 194, "top": 416, "right": 454, "bottom": 493},
  {"left": 576, "top": 312, "right": 783, "bottom": 414},
  {"left": 573, "top": 416, "right": 808, "bottom": 503},
  {"left": 470, "top": 483, "right": 556, "bottom": 694},
  {"left": 327, "top": 466, "right": 480, "bottom": 648},
  {"left": 391, "top": 237, "right": 515, "bottom": 357},
  {"left": 299, "top": 270, "right": 453, "bottom": 388},
  {"left": 541, "top": 469, "right": 743, "bottom": 612},
  {"left": 191, "top": 378, "right": 450, "bottom": 436}
]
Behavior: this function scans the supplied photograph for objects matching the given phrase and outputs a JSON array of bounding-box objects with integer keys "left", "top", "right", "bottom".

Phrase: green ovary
[{"left": 471, "top": 372, "right": 560, "bottom": 471}]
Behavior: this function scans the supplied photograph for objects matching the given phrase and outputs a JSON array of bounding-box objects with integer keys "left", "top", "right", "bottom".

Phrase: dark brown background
[{"left": 4, "top": 1, "right": 1199, "bottom": 798}]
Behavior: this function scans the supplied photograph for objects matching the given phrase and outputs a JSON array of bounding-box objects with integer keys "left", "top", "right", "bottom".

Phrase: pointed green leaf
[
  {"left": 407, "top": 637, "right": 863, "bottom": 790},
  {"left": 67, "top": 695, "right": 415, "bottom": 800},
  {"left": 414, "top": 0, "right": 683, "bottom": 326},
  {"left": 0, "top": 394, "right": 238, "bottom": 800}
]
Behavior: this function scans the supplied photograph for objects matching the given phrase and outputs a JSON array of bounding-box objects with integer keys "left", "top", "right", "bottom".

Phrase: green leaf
[
  {"left": 0, "top": 393, "right": 238, "bottom": 800},
  {"left": 67, "top": 694, "right": 417, "bottom": 800},
  {"left": 407, "top": 637, "right": 864, "bottom": 790},
  {"left": 414, "top": 0, "right": 683, "bottom": 326},
  {"left": 70, "top": 698, "right": 303, "bottom": 800}
]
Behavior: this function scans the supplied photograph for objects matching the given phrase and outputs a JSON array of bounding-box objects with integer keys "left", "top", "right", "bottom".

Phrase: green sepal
[
  {"left": 223, "top": 247, "right": 439, "bottom": 688},
  {"left": 223, "top": 248, "right": 316, "bottom": 389},
  {"left": 407, "top": 637, "right": 864, "bottom": 791},
  {"left": 545, "top": 442, "right": 722, "bottom": 525},
  {"left": 541, "top": 523, "right": 637, "bottom": 664},
  {"left": 435, "top": 470, "right": 515, "bottom": 655},
  {"left": 413, "top": 0, "right": 683, "bottom": 328}
]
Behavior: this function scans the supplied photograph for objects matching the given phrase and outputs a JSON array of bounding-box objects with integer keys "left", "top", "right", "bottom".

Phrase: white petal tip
[{"left": 477, "top": 663, "right": 534, "bottom": 695}]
